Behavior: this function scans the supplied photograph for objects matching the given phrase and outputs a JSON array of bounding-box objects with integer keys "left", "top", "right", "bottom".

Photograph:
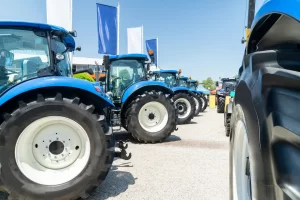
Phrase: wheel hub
[
  {"left": 177, "top": 103, "right": 187, "bottom": 114},
  {"left": 49, "top": 141, "right": 64, "bottom": 155},
  {"left": 138, "top": 101, "right": 169, "bottom": 133}
]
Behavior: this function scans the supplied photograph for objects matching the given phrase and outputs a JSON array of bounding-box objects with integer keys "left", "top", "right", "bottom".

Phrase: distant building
[{"left": 72, "top": 57, "right": 103, "bottom": 72}]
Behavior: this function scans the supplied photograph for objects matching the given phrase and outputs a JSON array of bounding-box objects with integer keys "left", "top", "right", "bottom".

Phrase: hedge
[{"left": 73, "top": 73, "right": 95, "bottom": 82}]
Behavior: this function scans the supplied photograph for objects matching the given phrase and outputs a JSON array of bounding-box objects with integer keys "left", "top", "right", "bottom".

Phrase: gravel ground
[{"left": 0, "top": 108, "right": 229, "bottom": 200}]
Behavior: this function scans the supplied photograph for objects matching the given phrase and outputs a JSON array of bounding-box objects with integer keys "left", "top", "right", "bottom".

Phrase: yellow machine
[{"left": 209, "top": 95, "right": 216, "bottom": 108}]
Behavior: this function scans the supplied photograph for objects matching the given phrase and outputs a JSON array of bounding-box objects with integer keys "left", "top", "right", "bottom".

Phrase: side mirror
[
  {"left": 69, "top": 30, "right": 77, "bottom": 37},
  {"left": 76, "top": 46, "right": 81, "bottom": 51},
  {"left": 103, "top": 55, "right": 110, "bottom": 70},
  {"left": 73, "top": 68, "right": 94, "bottom": 75}
]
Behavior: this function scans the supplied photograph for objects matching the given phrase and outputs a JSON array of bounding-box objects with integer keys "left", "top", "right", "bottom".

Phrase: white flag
[
  {"left": 46, "top": 0, "right": 72, "bottom": 31},
  {"left": 127, "top": 26, "right": 143, "bottom": 54}
]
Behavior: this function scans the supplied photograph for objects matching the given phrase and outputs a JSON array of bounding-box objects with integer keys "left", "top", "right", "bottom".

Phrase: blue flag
[
  {"left": 96, "top": 3, "right": 117, "bottom": 55},
  {"left": 146, "top": 39, "right": 158, "bottom": 66}
]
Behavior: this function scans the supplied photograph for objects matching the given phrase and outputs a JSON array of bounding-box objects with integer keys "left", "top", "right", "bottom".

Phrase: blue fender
[
  {"left": 0, "top": 77, "right": 114, "bottom": 107},
  {"left": 171, "top": 86, "right": 190, "bottom": 93},
  {"left": 253, "top": 0, "right": 300, "bottom": 29},
  {"left": 189, "top": 89, "right": 203, "bottom": 94},
  {"left": 122, "top": 81, "right": 173, "bottom": 103}
]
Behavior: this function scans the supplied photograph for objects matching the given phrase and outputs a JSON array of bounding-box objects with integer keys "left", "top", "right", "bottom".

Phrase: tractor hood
[{"left": 248, "top": 0, "right": 300, "bottom": 54}]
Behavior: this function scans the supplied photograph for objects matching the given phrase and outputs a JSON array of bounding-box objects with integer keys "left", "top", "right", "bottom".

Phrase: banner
[
  {"left": 127, "top": 26, "right": 143, "bottom": 54},
  {"left": 47, "top": 0, "right": 72, "bottom": 31},
  {"left": 145, "top": 39, "right": 158, "bottom": 66},
  {"left": 96, "top": 3, "right": 118, "bottom": 55}
]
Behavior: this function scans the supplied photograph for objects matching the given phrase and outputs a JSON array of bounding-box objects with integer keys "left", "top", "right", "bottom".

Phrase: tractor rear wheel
[
  {"left": 0, "top": 93, "right": 114, "bottom": 200},
  {"left": 192, "top": 94, "right": 202, "bottom": 116},
  {"left": 125, "top": 90, "right": 176, "bottom": 143},
  {"left": 217, "top": 96, "right": 225, "bottom": 113},
  {"left": 174, "top": 93, "right": 196, "bottom": 124}
]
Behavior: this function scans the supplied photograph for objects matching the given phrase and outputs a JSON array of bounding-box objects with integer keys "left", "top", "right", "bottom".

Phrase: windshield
[
  {"left": 0, "top": 28, "right": 50, "bottom": 93},
  {"left": 179, "top": 79, "right": 188, "bottom": 87},
  {"left": 189, "top": 82, "right": 197, "bottom": 90},
  {"left": 155, "top": 72, "right": 177, "bottom": 88},
  {"left": 222, "top": 80, "right": 237, "bottom": 92},
  {"left": 109, "top": 59, "right": 145, "bottom": 99}
]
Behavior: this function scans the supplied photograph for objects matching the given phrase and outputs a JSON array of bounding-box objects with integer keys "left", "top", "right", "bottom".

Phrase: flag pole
[
  {"left": 141, "top": 25, "right": 144, "bottom": 54},
  {"left": 156, "top": 36, "right": 159, "bottom": 69},
  {"left": 117, "top": 2, "right": 120, "bottom": 55}
]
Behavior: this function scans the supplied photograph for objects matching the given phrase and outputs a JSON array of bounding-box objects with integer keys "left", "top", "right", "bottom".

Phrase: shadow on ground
[
  {"left": 0, "top": 164, "right": 135, "bottom": 200},
  {"left": 114, "top": 131, "right": 181, "bottom": 144},
  {"left": 178, "top": 121, "right": 198, "bottom": 125},
  {"left": 88, "top": 164, "right": 135, "bottom": 200}
]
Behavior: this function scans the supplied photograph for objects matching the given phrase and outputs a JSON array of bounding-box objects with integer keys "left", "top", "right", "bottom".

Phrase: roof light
[
  {"left": 148, "top": 49, "right": 154, "bottom": 55},
  {"left": 178, "top": 69, "right": 182, "bottom": 74}
]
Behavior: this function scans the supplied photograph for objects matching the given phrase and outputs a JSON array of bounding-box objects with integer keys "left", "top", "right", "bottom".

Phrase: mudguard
[
  {"left": 122, "top": 80, "right": 173, "bottom": 103},
  {"left": 189, "top": 89, "right": 203, "bottom": 94},
  {"left": 171, "top": 86, "right": 190, "bottom": 93},
  {"left": 0, "top": 76, "right": 114, "bottom": 108}
]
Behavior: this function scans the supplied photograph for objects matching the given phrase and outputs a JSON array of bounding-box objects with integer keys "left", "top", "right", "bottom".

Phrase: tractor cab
[
  {"left": 0, "top": 22, "right": 80, "bottom": 95},
  {"left": 216, "top": 78, "right": 237, "bottom": 95},
  {"left": 104, "top": 54, "right": 148, "bottom": 104},
  {"left": 178, "top": 76, "right": 189, "bottom": 87},
  {"left": 187, "top": 79, "right": 199, "bottom": 90},
  {"left": 151, "top": 69, "right": 179, "bottom": 88}
]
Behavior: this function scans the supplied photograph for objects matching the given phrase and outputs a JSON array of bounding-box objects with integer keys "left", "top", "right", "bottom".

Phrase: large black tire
[
  {"left": 173, "top": 92, "right": 196, "bottom": 124},
  {"left": 191, "top": 93, "right": 202, "bottom": 116},
  {"left": 200, "top": 95, "right": 208, "bottom": 112},
  {"left": 0, "top": 93, "right": 114, "bottom": 200},
  {"left": 217, "top": 96, "right": 225, "bottom": 113},
  {"left": 125, "top": 90, "right": 176, "bottom": 143}
]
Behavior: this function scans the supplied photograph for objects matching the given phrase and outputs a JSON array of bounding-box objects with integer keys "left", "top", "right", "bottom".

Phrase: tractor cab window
[
  {"left": 156, "top": 73, "right": 176, "bottom": 88},
  {"left": 0, "top": 28, "right": 50, "bottom": 94},
  {"left": 189, "top": 82, "right": 197, "bottom": 90},
  {"left": 51, "top": 36, "right": 71, "bottom": 77},
  {"left": 222, "top": 80, "right": 237, "bottom": 92},
  {"left": 109, "top": 59, "right": 146, "bottom": 99},
  {"left": 179, "top": 79, "right": 187, "bottom": 87}
]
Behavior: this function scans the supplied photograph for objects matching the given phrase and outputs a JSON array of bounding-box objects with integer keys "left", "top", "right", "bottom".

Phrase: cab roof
[
  {"left": 152, "top": 69, "right": 178, "bottom": 74},
  {"left": 179, "top": 76, "right": 188, "bottom": 80},
  {"left": 0, "top": 21, "right": 76, "bottom": 50},
  {"left": 109, "top": 54, "right": 148, "bottom": 61}
]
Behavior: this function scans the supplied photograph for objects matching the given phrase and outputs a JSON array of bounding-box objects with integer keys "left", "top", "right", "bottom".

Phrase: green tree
[
  {"left": 234, "top": 74, "right": 238, "bottom": 78},
  {"left": 201, "top": 77, "right": 216, "bottom": 90}
]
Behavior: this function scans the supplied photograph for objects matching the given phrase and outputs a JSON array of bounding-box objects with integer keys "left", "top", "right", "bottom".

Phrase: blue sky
[{"left": 1, "top": 0, "right": 264, "bottom": 81}]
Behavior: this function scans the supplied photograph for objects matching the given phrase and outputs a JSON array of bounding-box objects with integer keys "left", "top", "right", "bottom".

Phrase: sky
[{"left": 1, "top": 0, "right": 265, "bottom": 81}]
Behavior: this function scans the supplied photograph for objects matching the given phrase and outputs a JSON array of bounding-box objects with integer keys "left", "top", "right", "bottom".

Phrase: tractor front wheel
[
  {"left": 174, "top": 93, "right": 196, "bottom": 124},
  {"left": 192, "top": 94, "right": 202, "bottom": 116},
  {"left": 199, "top": 95, "right": 208, "bottom": 112},
  {"left": 125, "top": 90, "right": 176, "bottom": 143},
  {"left": 217, "top": 96, "right": 225, "bottom": 113},
  {"left": 0, "top": 93, "right": 114, "bottom": 200}
]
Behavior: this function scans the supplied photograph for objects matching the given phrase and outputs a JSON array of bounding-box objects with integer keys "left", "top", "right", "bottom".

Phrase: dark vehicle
[
  {"left": 230, "top": 0, "right": 300, "bottom": 199},
  {"left": 215, "top": 78, "right": 237, "bottom": 113}
]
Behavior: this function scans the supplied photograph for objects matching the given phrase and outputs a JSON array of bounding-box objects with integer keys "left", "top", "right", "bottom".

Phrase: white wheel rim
[
  {"left": 175, "top": 97, "right": 192, "bottom": 119},
  {"left": 15, "top": 116, "right": 91, "bottom": 186},
  {"left": 232, "top": 120, "right": 251, "bottom": 200},
  {"left": 193, "top": 97, "right": 199, "bottom": 110},
  {"left": 138, "top": 101, "right": 169, "bottom": 133},
  {"left": 201, "top": 98, "right": 205, "bottom": 109}
]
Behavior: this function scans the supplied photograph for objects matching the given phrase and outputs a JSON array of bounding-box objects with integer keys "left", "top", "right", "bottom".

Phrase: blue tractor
[
  {"left": 148, "top": 69, "right": 196, "bottom": 124},
  {"left": 100, "top": 51, "right": 177, "bottom": 143},
  {"left": 0, "top": 21, "right": 130, "bottom": 200},
  {"left": 187, "top": 78, "right": 208, "bottom": 112}
]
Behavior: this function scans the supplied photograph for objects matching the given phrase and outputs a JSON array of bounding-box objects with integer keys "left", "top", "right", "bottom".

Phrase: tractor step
[{"left": 114, "top": 141, "right": 132, "bottom": 160}]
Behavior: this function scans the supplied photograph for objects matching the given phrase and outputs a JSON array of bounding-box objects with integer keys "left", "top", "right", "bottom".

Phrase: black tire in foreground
[
  {"left": 217, "top": 96, "right": 225, "bottom": 113},
  {"left": 173, "top": 92, "right": 196, "bottom": 124},
  {"left": 0, "top": 93, "right": 114, "bottom": 200},
  {"left": 125, "top": 90, "right": 177, "bottom": 143},
  {"left": 200, "top": 95, "right": 208, "bottom": 112}
]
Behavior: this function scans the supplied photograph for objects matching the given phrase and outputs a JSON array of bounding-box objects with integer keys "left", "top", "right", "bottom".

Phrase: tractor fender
[
  {"left": 0, "top": 76, "right": 115, "bottom": 108},
  {"left": 189, "top": 89, "right": 203, "bottom": 94},
  {"left": 121, "top": 81, "right": 173, "bottom": 103}
]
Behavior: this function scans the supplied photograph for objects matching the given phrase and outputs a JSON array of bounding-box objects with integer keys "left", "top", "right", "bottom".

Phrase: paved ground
[{"left": 0, "top": 108, "right": 229, "bottom": 200}]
